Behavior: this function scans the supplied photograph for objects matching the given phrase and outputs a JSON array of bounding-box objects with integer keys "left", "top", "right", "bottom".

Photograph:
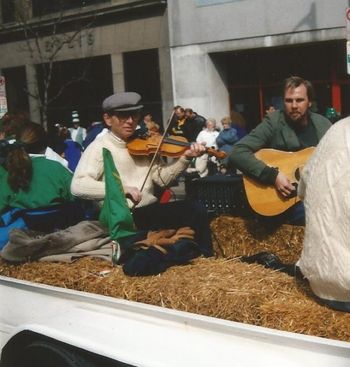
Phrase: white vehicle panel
[{"left": 1, "top": 275, "right": 350, "bottom": 367}]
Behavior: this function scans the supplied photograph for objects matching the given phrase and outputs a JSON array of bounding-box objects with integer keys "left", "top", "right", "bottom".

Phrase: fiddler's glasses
[{"left": 113, "top": 111, "right": 141, "bottom": 122}]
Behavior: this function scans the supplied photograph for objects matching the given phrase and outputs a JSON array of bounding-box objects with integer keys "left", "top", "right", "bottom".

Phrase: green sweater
[
  {"left": 0, "top": 157, "right": 74, "bottom": 213},
  {"left": 0, "top": 165, "right": 5, "bottom": 180},
  {"left": 229, "top": 110, "right": 331, "bottom": 185}
]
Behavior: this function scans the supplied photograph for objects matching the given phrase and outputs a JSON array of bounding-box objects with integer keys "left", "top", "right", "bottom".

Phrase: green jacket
[
  {"left": 0, "top": 156, "right": 74, "bottom": 214},
  {"left": 229, "top": 110, "right": 331, "bottom": 184}
]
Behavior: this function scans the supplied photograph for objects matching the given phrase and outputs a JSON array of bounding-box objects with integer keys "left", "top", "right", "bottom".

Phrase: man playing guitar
[{"left": 230, "top": 76, "right": 331, "bottom": 224}]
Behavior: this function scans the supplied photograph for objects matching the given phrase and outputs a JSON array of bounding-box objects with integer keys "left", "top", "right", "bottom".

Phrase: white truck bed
[{"left": 1, "top": 275, "right": 350, "bottom": 366}]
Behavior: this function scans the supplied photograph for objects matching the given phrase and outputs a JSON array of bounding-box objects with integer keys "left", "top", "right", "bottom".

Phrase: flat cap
[{"left": 102, "top": 92, "right": 143, "bottom": 112}]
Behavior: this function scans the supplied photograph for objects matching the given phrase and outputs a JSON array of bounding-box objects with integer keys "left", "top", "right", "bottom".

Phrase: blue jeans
[{"left": 257, "top": 201, "right": 305, "bottom": 226}]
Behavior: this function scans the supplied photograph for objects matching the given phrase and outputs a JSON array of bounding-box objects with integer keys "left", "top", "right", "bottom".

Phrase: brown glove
[
  {"left": 134, "top": 229, "right": 176, "bottom": 254},
  {"left": 154, "top": 227, "right": 195, "bottom": 246},
  {"left": 134, "top": 227, "right": 195, "bottom": 254}
]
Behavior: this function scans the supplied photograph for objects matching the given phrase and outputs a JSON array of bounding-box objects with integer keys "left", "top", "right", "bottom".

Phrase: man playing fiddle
[{"left": 71, "top": 92, "right": 213, "bottom": 262}]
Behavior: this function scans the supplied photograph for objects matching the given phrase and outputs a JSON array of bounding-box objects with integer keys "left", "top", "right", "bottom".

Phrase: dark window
[
  {"left": 226, "top": 40, "right": 347, "bottom": 127},
  {"left": 123, "top": 49, "right": 163, "bottom": 128},
  {"left": 1, "top": 0, "right": 16, "bottom": 23},
  {"left": 32, "top": 0, "right": 107, "bottom": 17},
  {"left": 37, "top": 55, "right": 113, "bottom": 128},
  {"left": 2, "top": 66, "right": 29, "bottom": 114},
  {"left": 341, "top": 85, "right": 350, "bottom": 118}
]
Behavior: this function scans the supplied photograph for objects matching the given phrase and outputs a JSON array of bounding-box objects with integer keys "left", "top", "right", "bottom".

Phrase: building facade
[
  {"left": 0, "top": 0, "right": 171, "bottom": 128},
  {"left": 0, "top": 0, "right": 348, "bottom": 130},
  {"left": 167, "top": 0, "right": 349, "bottom": 128}
]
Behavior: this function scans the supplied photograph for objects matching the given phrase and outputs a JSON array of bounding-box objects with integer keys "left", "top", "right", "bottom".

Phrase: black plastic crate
[{"left": 185, "top": 174, "right": 252, "bottom": 217}]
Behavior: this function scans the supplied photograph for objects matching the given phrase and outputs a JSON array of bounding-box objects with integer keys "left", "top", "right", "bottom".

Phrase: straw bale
[
  {"left": 261, "top": 297, "right": 350, "bottom": 341},
  {"left": 1, "top": 216, "right": 350, "bottom": 343},
  {"left": 211, "top": 215, "right": 304, "bottom": 263}
]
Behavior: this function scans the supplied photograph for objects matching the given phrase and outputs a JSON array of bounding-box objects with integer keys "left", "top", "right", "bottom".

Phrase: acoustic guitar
[{"left": 243, "top": 147, "right": 315, "bottom": 216}]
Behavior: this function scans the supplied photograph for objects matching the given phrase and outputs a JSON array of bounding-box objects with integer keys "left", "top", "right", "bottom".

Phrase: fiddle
[{"left": 127, "top": 134, "right": 227, "bottom": 159}]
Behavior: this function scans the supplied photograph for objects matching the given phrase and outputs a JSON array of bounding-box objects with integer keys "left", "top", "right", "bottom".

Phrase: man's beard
[{"left": 286, "top": 111, "right": 308, "bottom": 125}]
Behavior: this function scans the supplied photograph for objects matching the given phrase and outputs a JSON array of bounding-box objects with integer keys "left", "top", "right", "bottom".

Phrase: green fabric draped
[{"left": 99, "top": 148, "right": 137, "bottom": 243}]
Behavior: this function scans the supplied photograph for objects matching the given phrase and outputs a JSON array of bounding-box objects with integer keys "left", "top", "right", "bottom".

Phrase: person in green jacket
[
  {"left": 0, "top": 122, "right": 82, "bottom": 243},
  {"left": 229, "top": 76, "right": 332, "bottom": 224}
]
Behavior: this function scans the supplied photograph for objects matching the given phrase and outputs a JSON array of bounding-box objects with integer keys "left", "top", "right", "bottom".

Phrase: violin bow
[{"left": 132, "top": 110, "right": 176, "bottom": 209}]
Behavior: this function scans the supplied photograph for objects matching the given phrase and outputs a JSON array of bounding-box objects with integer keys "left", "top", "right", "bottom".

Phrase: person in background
[
  {"left": 143, "top": 112, "right": 160, "bottom": 135},
  {"left": 171, "top": 106, "right": 187, "bottom": 138},
  {"left": 2, "top": 116, "right": 69, "bottom": 170},
  {"left": 0, "top": 122, "right": 82, "bottom": 246},
  {"left": 216, "top": 116, "right": 239, "bottom": 167},
  {"left": 1, "top": 114, "right": 25, "bottom": 174},
  {"left": 183, "top": 108, "right": 206, "bottom": 142},
  {"left": 68, "top": 117, "right": 87, "bottom": 147},
  {"left": 229, "top": 76, "right": 332, "bottom": 225},
  {"left": 46, "top": 123, "right": 70, "bottom": 169},
  {"left": 71, "top": 92, "right": 213, "bottom": 260},
  {"left": 83, "top": 121, "right": 107, "bottom": 150},
  {"left": 265, "top": 104, "right": 276, "bottom": 115},
  {"left": 325, "top": 107, "right": 341, "bottom": 124},
  {"left": 230, "top": 109, "right": 248, "bottom": 140},
  {"left": 194, "top": 118, "right": 219, "bottom": 177},
  {"left": 137, "top": 112, "right": 160, "bottom": 137},
  {"left": 60, "top": 127, "right": 82, "bottom": 172},
  {"left": 48, "top": 123, "right": 66, "bottom": 153},
  {"left": 0, "top": 112, "right": 28, "bottom": 140}
]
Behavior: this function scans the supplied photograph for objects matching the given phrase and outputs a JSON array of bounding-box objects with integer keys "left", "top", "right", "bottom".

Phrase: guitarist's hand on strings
[
  {"left": 183, "top": 142, "right": 206, "bottom": 159},
  {"left": 275, "top": 172, "right": 296, "bottom": 198}
]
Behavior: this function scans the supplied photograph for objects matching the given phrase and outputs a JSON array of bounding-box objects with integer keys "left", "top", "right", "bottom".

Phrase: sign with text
[
  {"left": 347, "top": 41, "right": 350, "bottom": 75},
  {"left": 0, "top": 76, "right": 7, "bottom": 118}
]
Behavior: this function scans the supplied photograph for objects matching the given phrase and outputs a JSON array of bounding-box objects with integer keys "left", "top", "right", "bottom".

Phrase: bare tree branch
[{"left": 5, "top": 1, "right": 96, "bottom": 128}]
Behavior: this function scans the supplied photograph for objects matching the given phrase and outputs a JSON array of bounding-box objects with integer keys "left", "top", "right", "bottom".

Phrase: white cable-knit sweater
[
  {"left": 71, "top": 131, "right": 190, "bottom": 208},
  {"left": 297, "top": 117, "right": 350, "bottom": 302}
]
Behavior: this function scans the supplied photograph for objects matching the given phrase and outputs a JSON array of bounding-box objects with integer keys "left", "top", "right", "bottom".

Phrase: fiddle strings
[
  {"left": 130, "top": 110, "right": 176, "bottom": 212},
  {"left": 138, "top": 110, "right": 176, "bottom": 193}
]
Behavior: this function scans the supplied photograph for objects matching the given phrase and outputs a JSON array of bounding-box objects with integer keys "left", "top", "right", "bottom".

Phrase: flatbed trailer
[{"left": 1, "top": 275, "right": 350, "bottom": 367}]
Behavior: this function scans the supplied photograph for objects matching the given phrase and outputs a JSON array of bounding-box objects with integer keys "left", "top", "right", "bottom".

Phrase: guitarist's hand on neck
[{"left": 275, "top": 172, "right": 296, "bottom": 197}]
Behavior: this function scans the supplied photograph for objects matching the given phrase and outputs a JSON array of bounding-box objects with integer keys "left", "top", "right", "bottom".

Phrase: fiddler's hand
[
  {"left": 275, "top": 172, "right": 296, "bottom": 198},
  {"left": 183, "top": 142, "right": 206, "bottom": 159},
  {"left": 124, "top": 186, "right": 142, "bottom": 204}
]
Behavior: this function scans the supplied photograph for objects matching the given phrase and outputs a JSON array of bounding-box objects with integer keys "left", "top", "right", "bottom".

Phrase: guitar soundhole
[{"left": 295, "top": 167, "right": 301, "bottom": 181}]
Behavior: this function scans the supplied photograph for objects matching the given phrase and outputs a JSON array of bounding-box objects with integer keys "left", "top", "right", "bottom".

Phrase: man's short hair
[
  {"left": 185, "top": 108, "right": 193, "bottom": 114},
  {"left": 283, "top": 76, "right": 315, "bottom": 101}
]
